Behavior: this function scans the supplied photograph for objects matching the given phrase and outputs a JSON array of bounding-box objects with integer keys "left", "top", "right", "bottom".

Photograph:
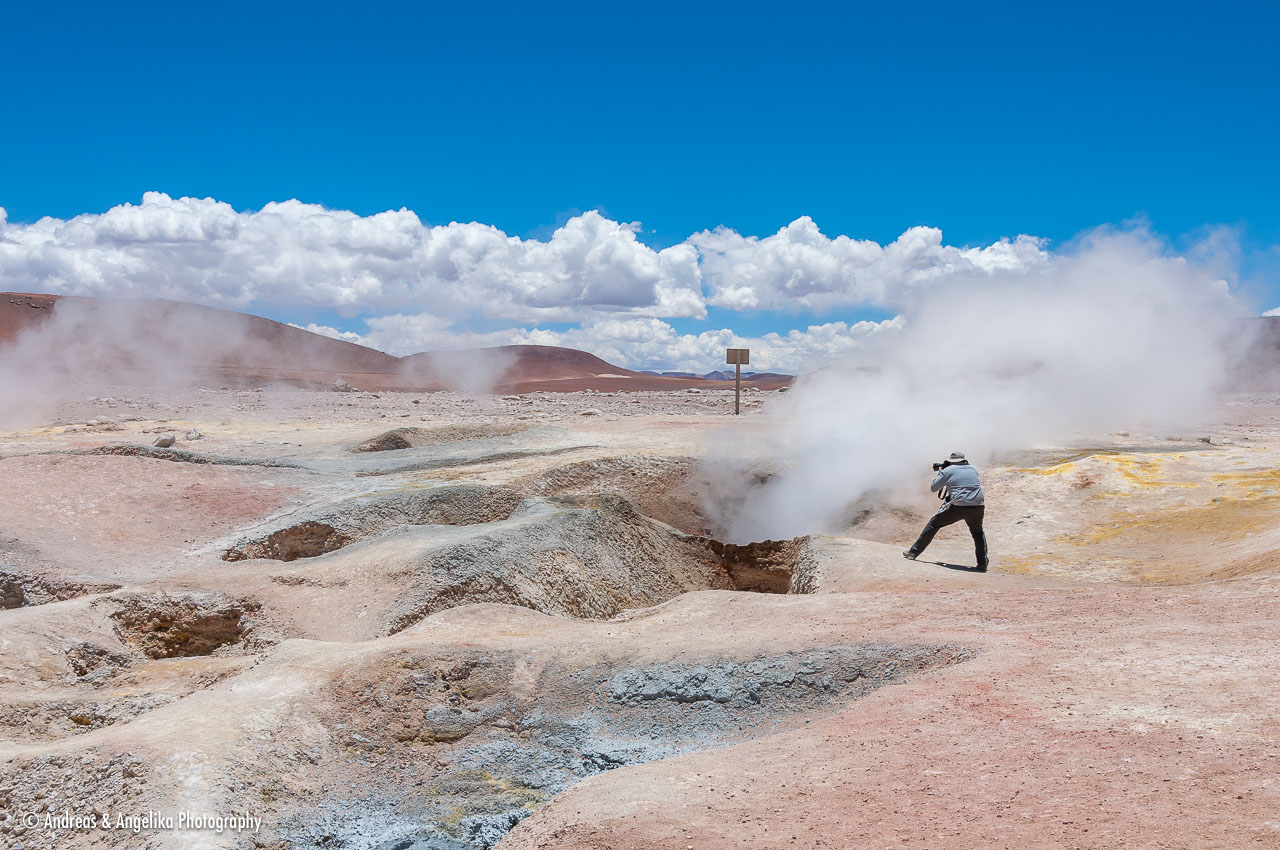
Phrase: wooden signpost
[{"left": 726, "top": 348, "right": 749, "bottom": 414}]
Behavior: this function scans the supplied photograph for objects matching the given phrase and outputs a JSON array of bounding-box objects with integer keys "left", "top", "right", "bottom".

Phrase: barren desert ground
[{"left": 2, "top": 386, "right": 1279, "bottom": 849}]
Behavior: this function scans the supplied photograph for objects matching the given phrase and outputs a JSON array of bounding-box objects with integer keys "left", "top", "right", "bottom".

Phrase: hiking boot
[
  {"left": 902, "top": 550, "right": 917, "bottom": 561},
  {"left": 975, "top": 563, "right": 988, "bottom": 573}
]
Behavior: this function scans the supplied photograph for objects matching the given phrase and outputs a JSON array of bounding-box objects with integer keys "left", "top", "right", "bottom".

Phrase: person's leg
[
  {"left": 906, "top": 507, "right": 965, "bottom": 558},
  {"left": 962, "top": 506, "right": 988, "bottom": 569}
]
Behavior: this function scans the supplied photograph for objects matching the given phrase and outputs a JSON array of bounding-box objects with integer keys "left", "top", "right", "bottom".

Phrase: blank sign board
[{"left": 726, "top": 348, "right": 750, "bottom": 365}]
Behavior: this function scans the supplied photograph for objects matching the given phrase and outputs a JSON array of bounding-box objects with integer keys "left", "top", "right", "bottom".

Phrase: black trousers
[{"left": 909, "top": 504, "right": 987, "bottom": 567}]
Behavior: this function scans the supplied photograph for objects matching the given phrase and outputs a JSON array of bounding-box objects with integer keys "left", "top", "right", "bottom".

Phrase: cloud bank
[
  {"left": 691, "top": 218, "right": 1050, "bottom": 311},
  {"left": 1, "top": 194, "right": 1266, "bottom": 375},
  {"left": 0, "top": 195, "right": 704, "bottom": 323},
  {"left": 0, "top": 193, "right": 1067, "bottom": 371}
]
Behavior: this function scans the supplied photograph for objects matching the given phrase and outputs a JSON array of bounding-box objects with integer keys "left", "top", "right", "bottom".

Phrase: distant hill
[
  {"left": 404, "top": 345, "right": 627, "bottom": 383},
  {"left": 641, "top": 369, "right": 793, "bottom": 382},
  {"left": 1, "top": 292, "right": 402, "bottom": 373},
  {"left": 0, "top": 293, "right": 793, "bottom": 393}
]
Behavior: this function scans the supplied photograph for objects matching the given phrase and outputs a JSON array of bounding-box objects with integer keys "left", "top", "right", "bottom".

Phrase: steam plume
[{"left": 708, "top": 228, "right": 1253, "bottom": 543}]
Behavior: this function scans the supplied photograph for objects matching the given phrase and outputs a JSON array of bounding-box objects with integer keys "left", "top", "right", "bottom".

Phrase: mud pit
[
  {"left": 104, "top": 592, "right": 261, "bottom": 658},
  {"left": 220, "top": 478, "right": 813, "bottom": 635},
  {"left": 222, "top": 520, "right": 349, "bottom": 562},
  {"left": 286, "top": 640, "right": 974, "bottom": 850},
  {"left": 705, "top": 536, "right": 815, "bottom": 593},
  {"left": 379, "top": 494, "right": 736, "bottom": 633},
  {"left": 352, "top": 423, "right": 532, "bottom": 453},
  {"left": 2, "top": 386, "right": 1279, "bottom": 850}
]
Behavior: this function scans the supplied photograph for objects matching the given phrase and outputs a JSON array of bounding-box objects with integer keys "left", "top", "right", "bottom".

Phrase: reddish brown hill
[
  {"left": 1, "top": 292, "right": 405, "bottom": 389},
  {"left": 405, "top": 345, "right": 793, "bottom": 392},
  {"left": 2, "top": 292, "right": 400, "bottom": 372},
  {"left": 405, "top": 345, "right": 628, "bottom": 382},
  {"left": 0, "top": 292, "right": 59, "bottom": 345},
  {"left": 0, "top": 293, "right": 793, "bottom": 393}
]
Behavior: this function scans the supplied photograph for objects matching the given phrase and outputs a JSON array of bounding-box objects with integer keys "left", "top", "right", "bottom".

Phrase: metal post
[
  {"left": 726, "top": 348, "right": 748, "bottom": 415},
  {"left": 735, "top": 361, "right": 741, "bottom": 415}
]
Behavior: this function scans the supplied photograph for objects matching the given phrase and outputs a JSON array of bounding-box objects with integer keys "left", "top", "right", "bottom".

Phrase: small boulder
[
  {"left": 184, "top": 429, "right": 204, "bottom": 441},
  {"left": 332, "top": 379, "right": 352, "bottom": 393},
  {"left": 153, "top": 435, "right": 176, "bottom": 448},
  {"left": 579, "top": 408, "right": 603, "bottom": 416}
]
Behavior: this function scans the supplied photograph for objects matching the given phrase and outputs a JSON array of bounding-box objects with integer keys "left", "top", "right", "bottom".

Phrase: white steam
[
  {"left": 710, "top": 228, "right": 1252, "bottom": 543},
  {"left": 0, "top": 296, "right": 263, "bottom": 420},
  {"left": 400, "top": 347, "right": 520, "bottom": 395}
]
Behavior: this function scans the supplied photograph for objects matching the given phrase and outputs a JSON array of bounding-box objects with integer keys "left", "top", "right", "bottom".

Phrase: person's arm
[{"left": 929, "top": 469, "right": 949, "bottom": 493}]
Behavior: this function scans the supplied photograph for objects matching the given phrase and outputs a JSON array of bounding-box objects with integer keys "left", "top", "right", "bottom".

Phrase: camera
[{"left": 932, "top": 461, "right": 948, "bottom": 471}]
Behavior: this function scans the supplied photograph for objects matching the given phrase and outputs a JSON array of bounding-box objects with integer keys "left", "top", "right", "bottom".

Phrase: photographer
[{"left": 903, "top": 451, "right": 989, "bottom": 572}]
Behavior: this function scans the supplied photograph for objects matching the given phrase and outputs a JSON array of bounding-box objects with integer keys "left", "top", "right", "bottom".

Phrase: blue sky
[{"left": 0, "top": 1, "right": 1276, "bottom": 368}]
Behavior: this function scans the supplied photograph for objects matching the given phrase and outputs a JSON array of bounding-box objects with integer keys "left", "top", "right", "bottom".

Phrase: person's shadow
[{"left": 921, "top": 559, "right": 984, "bottom": 573}]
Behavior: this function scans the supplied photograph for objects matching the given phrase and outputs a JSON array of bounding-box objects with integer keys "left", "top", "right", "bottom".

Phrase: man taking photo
[{"left": 903, "top": 451, "right": 989, "bottom": 572}]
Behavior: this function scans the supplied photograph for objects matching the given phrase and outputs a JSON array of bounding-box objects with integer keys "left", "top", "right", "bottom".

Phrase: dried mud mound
[
  {"left": 222, "top": 484, "right": 525, "bottom": 562},
  {"left": 102, "top": 591, "right": 261, "bottom": 658},
  {"left": 383, "top": 495, "right": 733, "bottom": 633},
  {"left": 78, "top": 443, "right": 298, "bottom": 468},
  {"left": 280, "top": 642, "right": 976, "bottom": 850},
  {"left": 1, "top": 569, "right": 121, "bottom": 608},
  {"left": 521, "top": 455, "right": 711, "bottom": 535},
  {"left": 352, "top": 423, "right": 531, "bottom": 453},
  {"left": 223, "top": 487, "right": 820, "bottom": 635}
]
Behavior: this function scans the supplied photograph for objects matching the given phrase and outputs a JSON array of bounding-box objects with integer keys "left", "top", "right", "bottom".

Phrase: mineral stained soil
[{"left": 2, "top": 385, "right": 1279, "bottom": 849}]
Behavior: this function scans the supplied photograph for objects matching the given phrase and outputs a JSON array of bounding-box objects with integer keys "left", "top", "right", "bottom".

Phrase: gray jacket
[{"left": 931, "top": 463, "right": 984, "bottom": 507}]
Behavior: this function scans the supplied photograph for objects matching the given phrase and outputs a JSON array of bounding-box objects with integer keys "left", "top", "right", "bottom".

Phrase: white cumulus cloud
[
  {"left": 691, "top": 217, "right": 1051, "bottom": 312},
  {"left": 2, "top": 194, "right": 1257, "bottom": 372},
  {"left": 0, "top": 195, "right": 1055, "bottom": 327},
  {"left": 0, "top": 193, "right": 705, "bottom": 322}
]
